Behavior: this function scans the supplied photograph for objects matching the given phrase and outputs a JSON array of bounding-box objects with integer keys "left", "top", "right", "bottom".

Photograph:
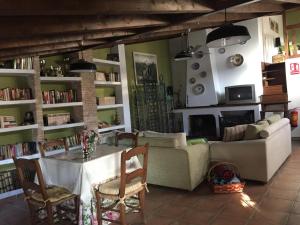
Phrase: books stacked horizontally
[
  {"left": 0, "top": 88, "right": 32, "bottom": 101},
  {"left": 42, "top": 89, "right": 77, "bottom": 104},
  {"left": 65, "top": 134, "right": 81, "bottom": 147},
  {"left": 43, "top": 113, "right": 71, "bottom": 126},
  {"left": 0, "top": 142, "right": 37, "bottom": 160},
  {"left": 0, "top": 116, "right": 17, "bottom": 128}
]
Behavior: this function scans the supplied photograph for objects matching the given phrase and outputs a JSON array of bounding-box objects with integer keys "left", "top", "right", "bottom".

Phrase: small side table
[{"left": 260, "top": 101, "right": 290, "bottom": 119}]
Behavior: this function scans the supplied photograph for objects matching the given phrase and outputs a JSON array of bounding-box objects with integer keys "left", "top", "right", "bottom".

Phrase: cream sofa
[
  {"left": 210, "top": 118, "right": 292, "bottom": 182},
  {"left": 138, "top": 133, "right": 209, "bottom": 191}
]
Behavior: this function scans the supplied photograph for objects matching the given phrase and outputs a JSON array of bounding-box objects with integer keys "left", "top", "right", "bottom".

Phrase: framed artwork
[{"left": 133, "top": 52, "right": 158, "bottom": 85}]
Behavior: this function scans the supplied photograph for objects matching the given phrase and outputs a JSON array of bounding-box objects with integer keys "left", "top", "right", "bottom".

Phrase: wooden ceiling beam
[
  {"left": 0, "top": 31, "right": 135, "bottom": 50},
  {"left": 0, "top": 0, "right": 213, "bottom": 16},
  {"left": 271, "top": 0, "right": 300, "bottom": 4},
  {"left": 228, "top": 2, "right": 285, "bottom": 13},
  {"left": 0, "top": 15, "right": 167, "bottom": 39},
  {"left": 0, "top": 40, "right": 106, "bottom": 59}
]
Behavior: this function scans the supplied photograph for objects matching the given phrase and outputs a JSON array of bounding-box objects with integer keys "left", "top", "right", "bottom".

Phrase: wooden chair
[
  {"left": 115, "top": 132, "right": 139, "bottom": 148},
  {"left": 13, "top": 157, "right": 80, "bottom": 225},
  {"left": 95, "top": 143, "right": 149, "bottom": 225},
  {"left": 38, "top": 138, "right": 68, "bottom": 157}
]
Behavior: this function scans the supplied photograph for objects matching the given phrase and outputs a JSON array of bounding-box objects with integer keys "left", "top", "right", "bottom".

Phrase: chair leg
[
  {"left": 95, "top": 193, "right": 103, "bottom": 225},
  {"left": 119, "top": 203, "right": 127, "bottom": 225},
  {"left": 46, "top": 203, "right": 54, "bottom": 225},
  {"left": 74, "top": 195, "right": 81, "bottom": 225},
  {"left": 27, "top": 203, "right": 38, "bottom": 225},
  {"left": 138, "top": 189, "right": 145, "bottom": 222}
]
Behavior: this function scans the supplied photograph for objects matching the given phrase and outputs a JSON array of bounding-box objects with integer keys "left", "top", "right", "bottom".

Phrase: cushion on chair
[
  {"left": 98, "top": 177, "right": 143, "bottom": 196},
  {"left": 30, "top": 186, "right": 74, "bottom": 203},
  {"left": 223, "top": 124, "right": 248, "bottom": 142}
]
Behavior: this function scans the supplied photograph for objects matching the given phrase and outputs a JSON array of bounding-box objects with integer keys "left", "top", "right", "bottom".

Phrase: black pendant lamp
[
  {"left": 69, "top": 59, "right": 96, "bottom": 73},
  {"left": 206, "top": 9, "right": 251, "bottom": 48},
  {"left": 69, "top": 42, "right": 96, "bottom": 73}
]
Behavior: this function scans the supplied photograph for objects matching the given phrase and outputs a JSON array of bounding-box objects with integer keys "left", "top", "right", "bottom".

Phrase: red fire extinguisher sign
[{"left": 290, "top": 63, "right": 300, "bottom": 75}]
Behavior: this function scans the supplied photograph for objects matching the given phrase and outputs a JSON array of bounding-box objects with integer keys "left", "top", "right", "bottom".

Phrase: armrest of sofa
[{"left": 183, "top": 143, "right": 210, "bottom": 190}]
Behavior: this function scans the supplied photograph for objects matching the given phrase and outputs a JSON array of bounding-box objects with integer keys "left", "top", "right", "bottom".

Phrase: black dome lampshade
[
  {"left": 69, "top": 59, "right": 97, "bottom": 73},
  {"left": 206, "top": 23, "right": 251, "bottom": 48}
]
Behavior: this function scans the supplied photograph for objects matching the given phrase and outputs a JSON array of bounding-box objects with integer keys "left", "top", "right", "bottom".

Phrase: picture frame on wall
[{"left": 133, "top": 52, "right": 159, "bottom": 85}]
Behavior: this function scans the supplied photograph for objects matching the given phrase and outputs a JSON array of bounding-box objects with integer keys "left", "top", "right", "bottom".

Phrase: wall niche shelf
[
  {"left": 98, "top": 124, "right": 125, "bottom": 133},
  {"left": 43, "top": 122, "right": 85, "bottom": 131},
  {"left": 0, "top": 99, "right": 36, "bottom": 106},
  {"left": 40, "top": 77, "right": 82, "bottom": 82},
  {"left": 92, "top": 58, "right": 120, "bottom": 66},
  {"left": 97, "top": 104, "right": 123, "bottom": 110},
  {"left": 94, "top": 81, "right": 122, "bottom": 86},
  {"left": 0, "top": 124, "right": 38, "bottom": 134},
  {"left": 0, "top": 69, "right": 35, "bottom": 76},
  {"left": 42, "top": 102, "right": 83, "bottom": 109}
]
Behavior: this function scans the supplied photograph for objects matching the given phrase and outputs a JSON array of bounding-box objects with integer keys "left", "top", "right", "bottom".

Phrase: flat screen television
[{"left": 225, "top": 84, "right": 256, "bottom": 104}]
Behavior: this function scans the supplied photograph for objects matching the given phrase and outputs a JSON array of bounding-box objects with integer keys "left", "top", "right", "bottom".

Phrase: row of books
[
  {"left": 13, "top": 57, "right": 33, "bottom": 70},
  {"left": 42, "top": 89, "right": 77, "bottom": 104},
  {"left": 65, "top": 134, "right": 81, "bottom": 147},
  {"left": 43, "top": 113, "right": 71, "bottom": 126},
  {"left": 0, "top": 142, "right": 37, "bottom": 160},
  {"left": 0, "top": 87, "right": 32, "bottom": 101},
  {"left": 0, "top": 116, "right": 17, "bottom": 128}
]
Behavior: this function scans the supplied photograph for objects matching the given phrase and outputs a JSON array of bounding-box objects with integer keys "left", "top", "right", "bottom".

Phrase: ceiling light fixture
[
  {"left": 174, "top": 29, "right": 202, "bottom": 61},
  {"left": 206, "top": 9, "right": 251, "bottom": 48},
  {"left": 69, "top": 41, "right": 96, "bottom": 73}
]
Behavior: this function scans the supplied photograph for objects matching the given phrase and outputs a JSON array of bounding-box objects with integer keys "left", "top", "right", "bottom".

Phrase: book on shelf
[
  {"left": 42, "top": 89, "right": 77, "bottom": 104},
  {"left": 0, "top": 87, "right": 32, "bottom": 101},
  {"left": 65, "top": 134, "right": 81, "bottom": 147},
  {"left": 0, "top": 116, "right": 17, "bottom": 128},
  {"left": 0, "top": 142, "right": 37, "bottom": 160},
  {"left": 13, "top": 57, "right": 33, "bottom": 70},
  {"left": 43, "top": 113, "right": 71, "bottom": 126}
]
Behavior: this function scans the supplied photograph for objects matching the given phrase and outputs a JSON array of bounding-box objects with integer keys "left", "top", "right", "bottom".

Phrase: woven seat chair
[
  {"left": 115, "top": 132, "right": 139, "bottom": 148},
  {"left": 38, "top": 138, "right": 68, "bottom": 157},
  {"left": 13, "top": 157, "right": 80, "bottom": 225},
  {"left": 94, "top": 143, "right": 149, "bottom": 225}
]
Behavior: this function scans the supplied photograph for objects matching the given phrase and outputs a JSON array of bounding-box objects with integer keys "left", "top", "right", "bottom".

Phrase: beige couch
[
  {"left": 138, "top": 133, "right": 209, "bottom": 191},
  {"left": 210, "top": 118, "right": 291, "bottom": 182}
]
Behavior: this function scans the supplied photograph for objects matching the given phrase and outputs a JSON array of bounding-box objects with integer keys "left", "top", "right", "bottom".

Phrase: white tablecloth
[{"left": 39, "top": 144, "right": 141, "bottom": 205}]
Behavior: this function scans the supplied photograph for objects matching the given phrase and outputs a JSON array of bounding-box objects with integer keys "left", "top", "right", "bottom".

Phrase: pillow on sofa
[
  {"left": 187, "top": 138, "right": 208, "bottom": 145},
  {"left": 260, "top": 118, "right": 289, "bottom": 138},
  {"left": 139, "top": 136, "right": 182, "bottom": 148},
  {"left": 265, "top": 114, "right": 281, "bottom": 124},
  {"left": 244, "top": 121, "right": 269, "bottom": 140},
  {"left": 223, "top": 124, "right": 248, "bottom": 142},
  {"left": 144, "top": 131, "right": 187, "bottom": 147}
]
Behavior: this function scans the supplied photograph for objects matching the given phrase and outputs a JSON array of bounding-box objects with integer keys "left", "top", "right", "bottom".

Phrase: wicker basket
[{"left": 207, "top": 162, "right": 245, "bottom": 194}]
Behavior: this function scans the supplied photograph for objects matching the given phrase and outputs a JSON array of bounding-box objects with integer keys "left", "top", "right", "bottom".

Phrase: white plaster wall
[
  {"left": 260, "top": 15, "right": 284, "bottom": 63},
  {"left": 211, "top": 18, "right": 264, "bottom": 103}
]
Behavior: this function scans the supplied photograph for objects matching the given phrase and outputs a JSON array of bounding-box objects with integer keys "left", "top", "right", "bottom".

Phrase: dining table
[{"left": 38, "top": 144, "right": 141, "bottom": 225}]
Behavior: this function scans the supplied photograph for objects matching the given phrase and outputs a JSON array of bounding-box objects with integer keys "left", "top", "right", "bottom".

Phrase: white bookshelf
[
  {"left": 0, "top": 124, "right": 38, "bottom": 134},
  {"left": 0, "top": 153, "right": 40, "bottom": 166},
  {"left": 94, "top": 81, "right": 121, "bottom": 86},
  {"left": 42, "top": 102, "right": 83, "bottom": 109},
  {"left": 43, "top": 122, "right": 84, "bottom": 131},
  {"left": 98, "top": 124, "right": 125, "bottom": 133},
  {"left": 0, "top": 69, "right": 35, "bottom": 76},
  {"left": 0, "top": 99, "right": 36, "bottom": 106},
  {"left": 40, "top": 77, "right": 82, "bottom": 82},
  {"left": 97, "top": 104, "right": 123, "bottom": 110},
  {"left": 92, "top": 58, "right": 120, "bottom": 66}
]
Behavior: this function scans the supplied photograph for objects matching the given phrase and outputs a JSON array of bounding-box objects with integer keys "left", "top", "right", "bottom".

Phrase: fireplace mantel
[{"left": 173, "top": 104, "right": 261, "bottom": 138}]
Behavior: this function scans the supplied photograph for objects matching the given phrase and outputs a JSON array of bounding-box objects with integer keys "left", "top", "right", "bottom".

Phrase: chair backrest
[
  {"left": 115, "top": 132, "right": 139, "bottom": 148},
  {"left": 13, "top": 157, "right": 48, "bottom": 201},
  {"left": 38, "top": 138, "right": 68, "bottom": 157},
  {"left": 119, "top": 143, "right": 148, "bottom": 197}
]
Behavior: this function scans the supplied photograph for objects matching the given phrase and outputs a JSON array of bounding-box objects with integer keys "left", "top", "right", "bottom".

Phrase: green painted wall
[{"left": 286, "top": 10, "right": 300, "bottom": 46}]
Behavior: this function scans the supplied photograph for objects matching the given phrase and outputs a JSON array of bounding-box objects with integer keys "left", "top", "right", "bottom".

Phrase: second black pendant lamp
[{"left": 206, "top": 9, "right": 251, "bottom": 48}]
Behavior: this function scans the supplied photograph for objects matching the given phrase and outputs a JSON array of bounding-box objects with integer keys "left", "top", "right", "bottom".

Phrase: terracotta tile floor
[{"left": 2, "top": 141, "right": 300, "bottom": 225}]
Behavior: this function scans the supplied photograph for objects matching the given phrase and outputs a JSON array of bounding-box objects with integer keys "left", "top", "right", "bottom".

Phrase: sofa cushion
[
  {"left": 244, "top": 121, "right": 269, "bottom": 140},
  {"left": 139, "top": 136, "right": 182, "bottom": 148},
  {"left": 143, "top": 131, "right": 187, "bottom": 147},
  {"left": 187, "top": 138, "right": 208, "bottom": 145},
  {"left": 260, "top": 118, "right": 290, "bottom": 138},
  {"left": 223, "top": 124, "right": 248, "bottom": 142},
  {"left": 265, "top": 114, "right": 281, "bottom": 124}
]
